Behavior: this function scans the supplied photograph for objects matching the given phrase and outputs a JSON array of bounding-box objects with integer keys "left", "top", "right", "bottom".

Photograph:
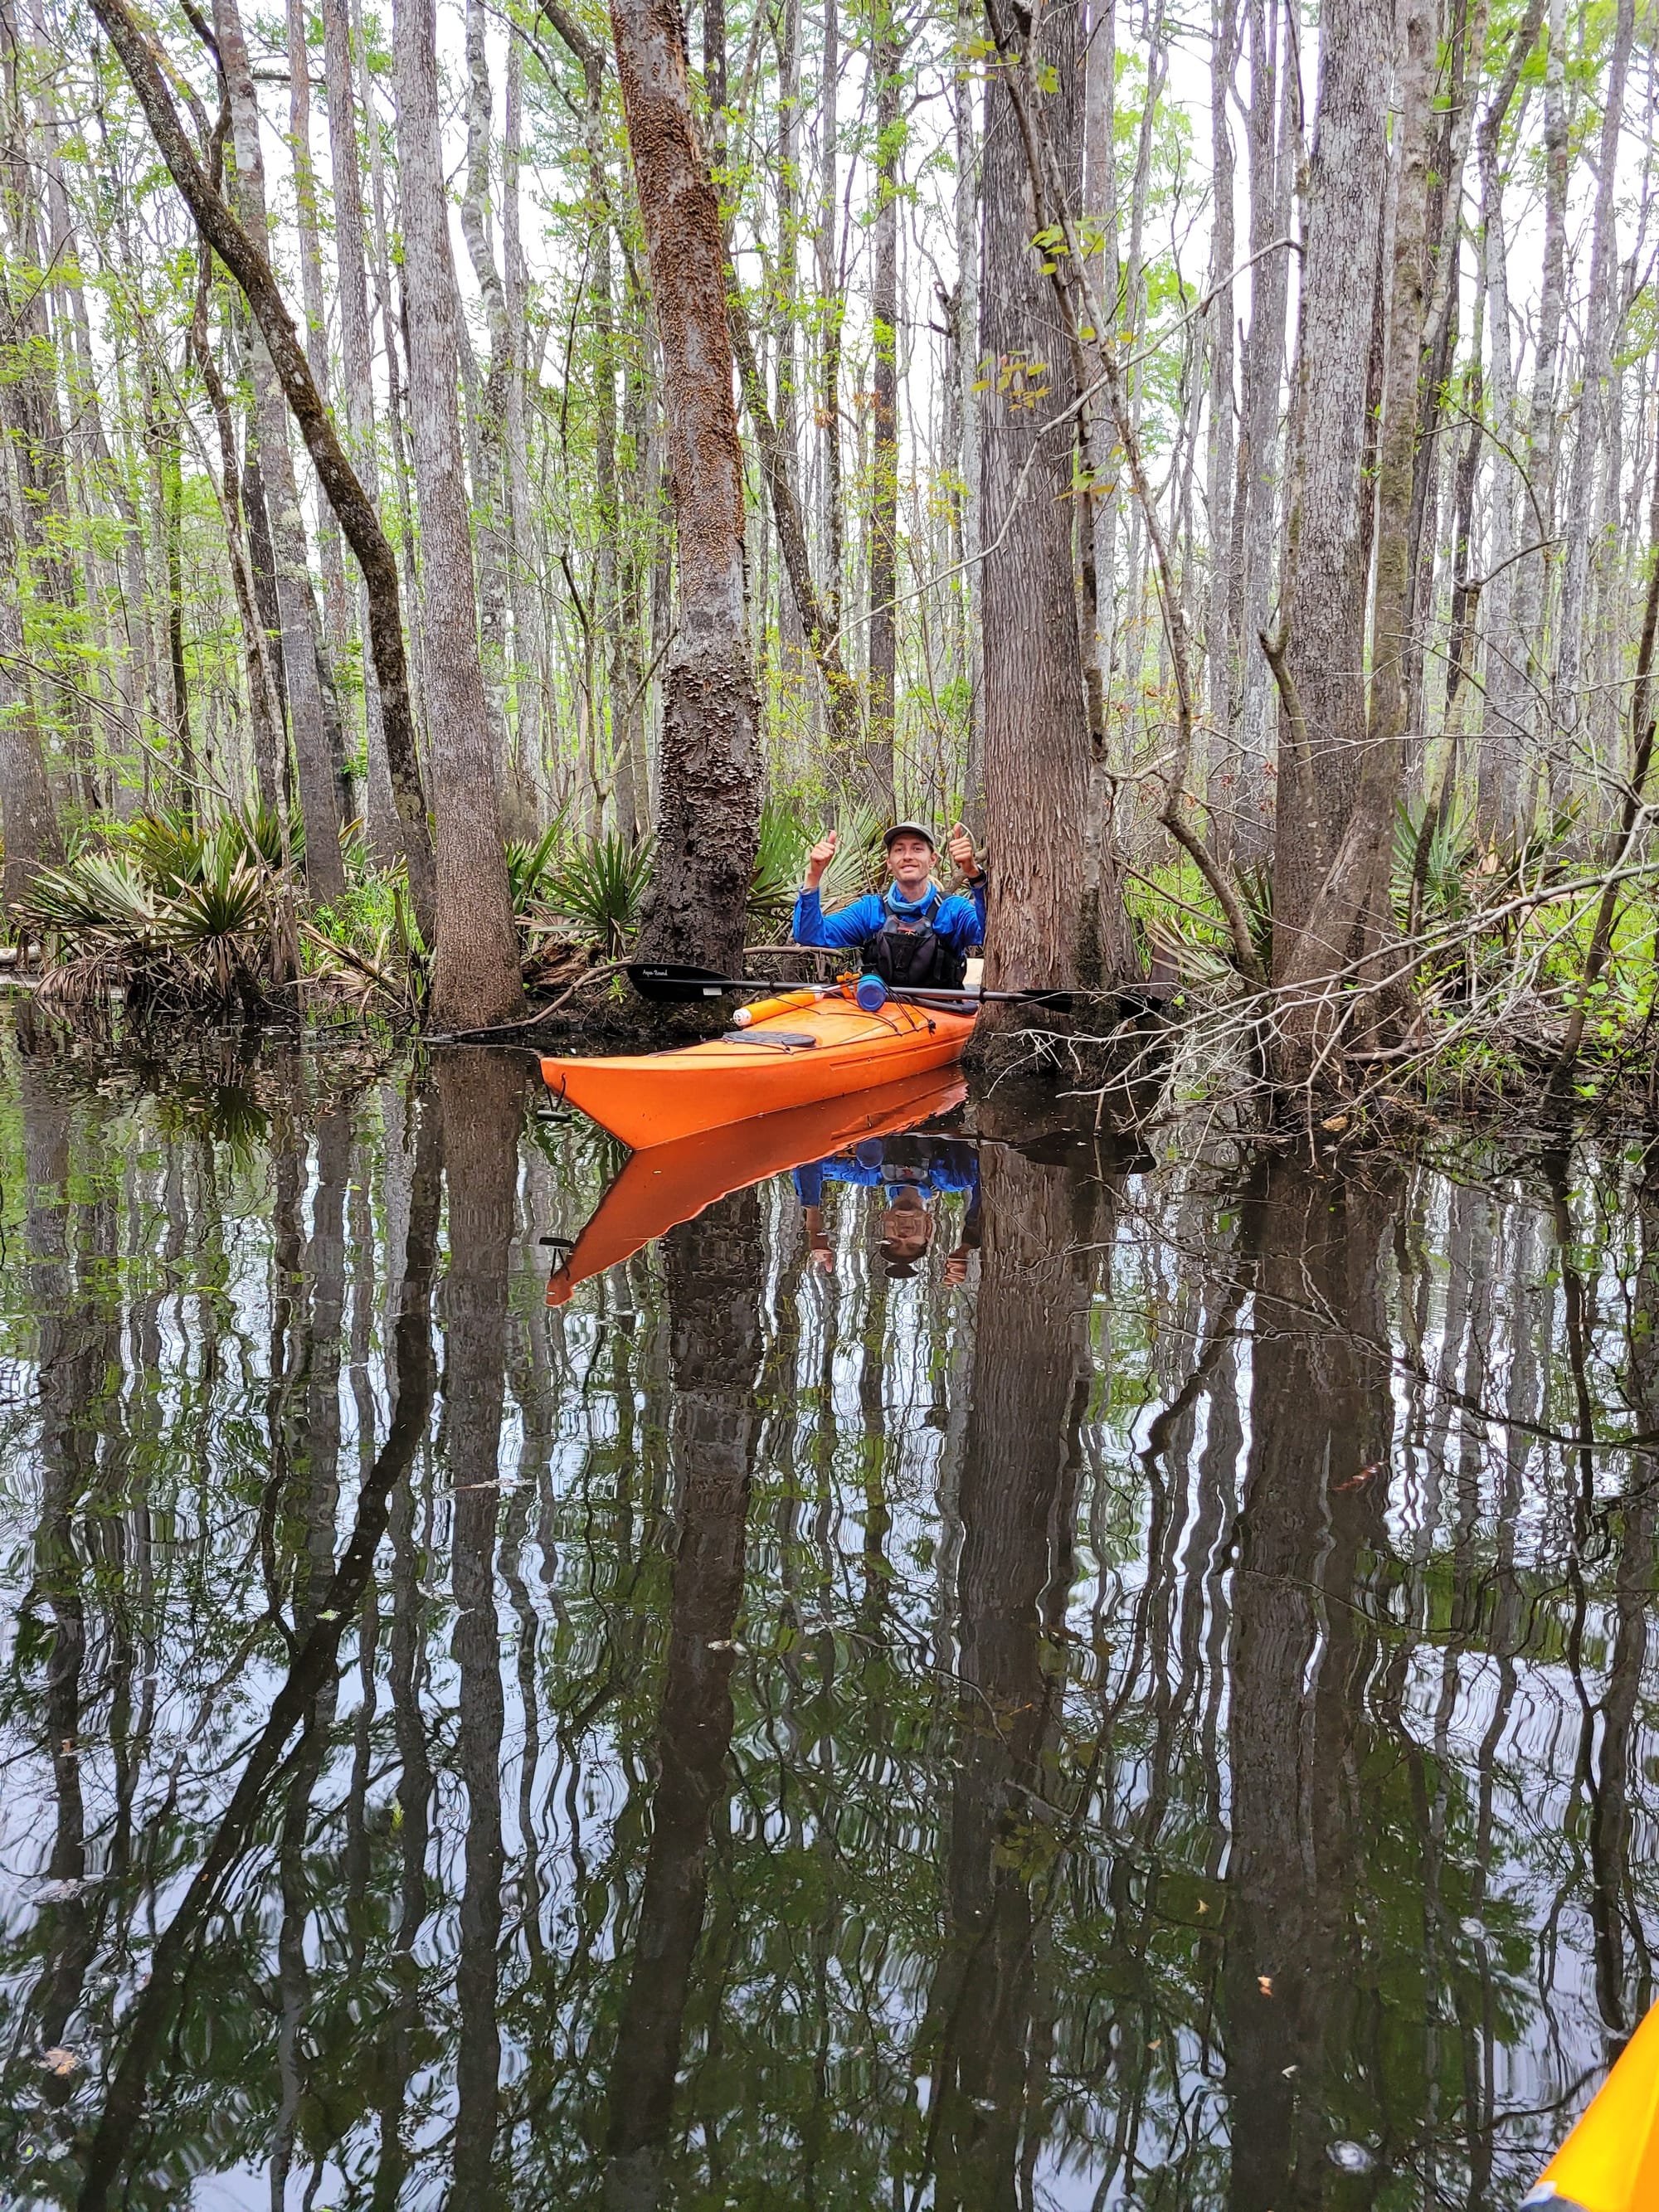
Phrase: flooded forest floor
[{"left": 0, "top": 1004, "right": 1654, "bottom": 2209}]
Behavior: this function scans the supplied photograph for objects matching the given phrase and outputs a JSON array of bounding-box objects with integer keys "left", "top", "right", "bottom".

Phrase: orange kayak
[
  {"left": 1525, "top": 1998, "right": 1659, "bottom": 2211},
  {"left": 539, "top": 993, "right": 976, "bottom": 1149},
  {"left": 546, "top": 1066, "right": 968, "bottom": 1302}
]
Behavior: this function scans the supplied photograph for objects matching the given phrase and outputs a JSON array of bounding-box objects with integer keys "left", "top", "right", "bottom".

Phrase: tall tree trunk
[
  {"left": 215, "top": 0, "right": 346, "bottom": 900},
  {"left": 1518, "top": 0, "right": 1569, "bottom": 826},
  {"left": 1204, "top": 0, "right": 1238, "bottom": 849},
  {"left": 1472, "top": 0, "right": 1544, "bottom": 839},
  {"left": 0, "top": 427, "right": 61, "bottom": 907},
  {"left": 285, "top": 0, "right": 351, "bottom": 685},
  {"left": 1231, "top": 0, "right": 1295, "bottom": 863},
  {"left": 503, "top": 25, "right": 544, "bottom": 825},
  {"left": 393, "top": 0, "right": 524, "bottom": 1025},
  {"left": 1267, "top": 0, "right": 1391, "bottom": 976},
  {"left": 1552, "top": 0, "right": 1634, "bottom": 784},
  {"left": 0, "top": 0, "right": 92, "bottom": 811},
  {"left": 323, "top": 0, "right": 402, "bottom": 868},
  {"left": 955, "top": 0, "right": 983, "bottom": 819},
  {"left": 460, "top": 0, "right": 518, "bottom": 831},
  {"left": 864, "top": 4, "right": 901, "bottom": 812},
  {"left": 187, "top": 214, "right": 285, "bottom": 813},
  {"left": 977, "top": 0, "right": 1121, "bottom": 1001},
  {"left": 610, "top": 0, "right": 760, "bottom": 975},
  {"left": 817, "top": 0, "right": 844, "bottom": 649}
]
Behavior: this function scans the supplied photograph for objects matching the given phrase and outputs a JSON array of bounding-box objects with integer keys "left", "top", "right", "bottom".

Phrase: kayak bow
[{"left": 1524, "top": 2000, "right": 1659, "bottom": 2212}]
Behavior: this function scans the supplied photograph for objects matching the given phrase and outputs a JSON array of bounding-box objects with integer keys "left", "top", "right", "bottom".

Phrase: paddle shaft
[{"left": 626, "top": 962, "right": 1072, "bottom": 1010}]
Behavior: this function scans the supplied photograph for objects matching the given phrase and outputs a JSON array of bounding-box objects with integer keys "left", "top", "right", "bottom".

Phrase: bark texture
[
  {"left": 394, "top": 0, "right": 525, "bottom": 1027},
  {"left": 977, "top": 0, "right": 1101, "bottom": 995},
  {"left": 611, "top": 0, "right": 760, "bottom": 975},
  {"left": 1269, "top": 0, "right": 1392, "bottom": 961}
]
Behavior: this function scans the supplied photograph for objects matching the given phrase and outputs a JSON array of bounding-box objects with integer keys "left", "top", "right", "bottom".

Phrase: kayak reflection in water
[{"left": 795, "top": 1131, "right": 981, "bottom": 1281}]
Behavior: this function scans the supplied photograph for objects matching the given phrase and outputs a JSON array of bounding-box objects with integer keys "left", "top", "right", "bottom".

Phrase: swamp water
[{"left": 0, "top": 1013, "right": 1654, "bottom": 2210}]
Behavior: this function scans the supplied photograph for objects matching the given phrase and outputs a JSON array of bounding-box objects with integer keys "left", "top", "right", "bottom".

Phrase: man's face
[
  {"left": 879, "top": 1194, "right": 933, "bottom": 1266},
  {"left": 885, "top": 835, "right": 934, "bottom": 895}
]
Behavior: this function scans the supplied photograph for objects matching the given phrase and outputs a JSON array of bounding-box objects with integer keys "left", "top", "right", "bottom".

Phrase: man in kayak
[
  {"left": 793, "top": 820, "right": 985, "bottom": 989},
  {"left": 795, "top": 1131, "right": 981, "bottom": 1282}
]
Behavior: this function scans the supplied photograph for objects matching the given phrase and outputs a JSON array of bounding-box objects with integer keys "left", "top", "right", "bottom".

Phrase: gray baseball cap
[{"left": 883, "top": 820, "right": 937, "bottom": 850}]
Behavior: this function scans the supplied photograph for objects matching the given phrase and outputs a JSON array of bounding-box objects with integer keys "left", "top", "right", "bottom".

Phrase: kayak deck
[{"left": 540, "top": 993, "right": 976, "bottom": 1148}]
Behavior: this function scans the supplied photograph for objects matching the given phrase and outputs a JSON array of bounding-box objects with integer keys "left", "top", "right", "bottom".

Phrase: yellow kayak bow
[{"left": 1525, "top": 1999, "right": 1659, "bottom": 2212}]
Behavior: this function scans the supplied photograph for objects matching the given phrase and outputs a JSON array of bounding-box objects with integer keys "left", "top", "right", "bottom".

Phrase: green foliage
[
  {"left": 747, "top": 798, "right": 812, "bottom": 936},
  {"left": 22, "top": 849, "right": 158, "bottom": 935},
  {"left": 22, "top": 809, "right": 299, "bottom": 1013},
  {"left": 540, "top": 827, "right": 654, "bottom": 955},
  {"left": 504, "top": 817, "right": 568, "bottom": 916},
  {"left": 746, "top": 797, "right": 888, "bottom": 942}
]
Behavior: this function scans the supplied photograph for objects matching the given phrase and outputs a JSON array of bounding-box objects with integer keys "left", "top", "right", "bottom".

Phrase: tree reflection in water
[{"left": 0, "top": 1021, "right": 1652, "bottom": 2208}]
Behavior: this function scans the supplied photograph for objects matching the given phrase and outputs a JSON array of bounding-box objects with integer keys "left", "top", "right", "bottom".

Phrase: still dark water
[{"left": 1, "top": 1014, "right": 1655, "bottom": 2210}]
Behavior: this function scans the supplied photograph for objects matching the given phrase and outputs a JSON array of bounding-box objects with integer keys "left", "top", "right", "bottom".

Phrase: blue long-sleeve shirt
[
  {"left": 791, "top": 879, "right": 986, "bottom": 958},
  {"left": 794, "top": 1136, "right": 980, "bottom": 1210}
]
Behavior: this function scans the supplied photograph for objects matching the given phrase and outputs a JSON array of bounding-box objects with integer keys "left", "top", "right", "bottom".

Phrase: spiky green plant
[
  {"left": 542, "top": 829, "right": 654, "bottom": 955},
  {"left": 122, "top": 809, "right": 207, "bottom": 893},
  {"left": 228, "top": 799, "right": 298, "bottom": 873},
  {"left": 22, "top": 852, "right": 158, "bottom": 938},
  {"left": 747, "top": 799, "right": 813, "bottom": 937},
  {"left": 505, "top": 818, "right": 568, "bottom": 916}
]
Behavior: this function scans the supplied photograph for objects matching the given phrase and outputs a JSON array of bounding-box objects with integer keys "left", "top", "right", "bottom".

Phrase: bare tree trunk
[
  {"left": 817, "top": 0, "right": 844, "bottom": 650},
  {"left": 956, "top": 0, "right": 983, "bottom": 819},
  {"left": 187, "top": 224, "right": 285, "bottom": 812},
  {"left": 610, "top": 0, "right": 760, "bottom": 975},
  {"left": 1519, "top": 0, "right": 1569, "bottom": 825},
  {"left": 0, "top": 0, "right": 92, "bottom": 811},
  {"left": 393, "top": 0, "right": 524, "bottom": 1025},
  {"left": 460, "top": 0, "right": 518, "bottom": 830},
  {"left": 1267, "top": 0, "right": 1390, "bottom": 970},
  {"left": 1473, "top": 0, "right": 1543, "bottom": 839},
  {"left": 214, "top": 0, "right": 346, "bottom": 901},
  {"left": 0, "top": 428, "right": 61, "bottom": 907},
  {"left": 323, "top": 0, "right": 401, "bottom": 868},
  {"left": 1204, "top": 0, "right": 1238, "bottom": 853},
  {"left": 977, "top": 0, "right": 1128, "bottom": 1002},
  {"left": 285, "top": 0, "right": 351, "bottom": 680},
  {"left": 1232, "top": 0, "right": 1295, "bottom": 864},
  {"left": 503, "top": 26, "right": 544, "bottom": 825},
  {"left": 864, "top": 5, "right": 901, "bottom": 812},
  {"left": 1553, "top": 0, "right": 1634, "bottom": 789}
]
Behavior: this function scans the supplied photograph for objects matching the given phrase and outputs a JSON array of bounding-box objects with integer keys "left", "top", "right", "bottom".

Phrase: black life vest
[{"left": 867, "top": 883, "right": 967, "bottom": 991}]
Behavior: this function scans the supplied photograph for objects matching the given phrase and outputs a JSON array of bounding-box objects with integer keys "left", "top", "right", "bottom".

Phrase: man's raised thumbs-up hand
[
  {"left": 947, "top": 822, "right": 981, "bottom": 881},
  {"left": 805, "top": 828, "right": 839, "bottom": 890}
]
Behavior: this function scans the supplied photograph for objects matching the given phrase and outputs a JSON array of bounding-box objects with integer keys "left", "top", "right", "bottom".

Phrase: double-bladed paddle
[{"left": 625, "top": 961, "right": 1077, "bottom": 1014}]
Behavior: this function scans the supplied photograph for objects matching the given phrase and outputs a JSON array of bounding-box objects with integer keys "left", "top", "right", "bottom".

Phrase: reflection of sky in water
[{"left": 0, "top": 1024, "right": 1652, "bottom": 2207}]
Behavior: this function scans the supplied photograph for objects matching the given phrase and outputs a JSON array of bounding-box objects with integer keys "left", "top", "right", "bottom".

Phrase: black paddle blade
[{"left": 625, "top": 961, "right": 742, "bottom": 1003}]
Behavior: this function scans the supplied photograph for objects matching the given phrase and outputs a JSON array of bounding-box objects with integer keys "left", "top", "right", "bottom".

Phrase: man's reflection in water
[
  {"left": 795, "top": 1130, "right": 982, "bottom": 1283},
  {"left": 601, "top": 1187, "right": 763, "bottom": 2211}
]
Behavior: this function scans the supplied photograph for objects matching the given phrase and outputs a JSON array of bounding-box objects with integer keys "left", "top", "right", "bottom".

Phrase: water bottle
[{"left": 855, "top": 974, "right": 888, "bottom": 1012}]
